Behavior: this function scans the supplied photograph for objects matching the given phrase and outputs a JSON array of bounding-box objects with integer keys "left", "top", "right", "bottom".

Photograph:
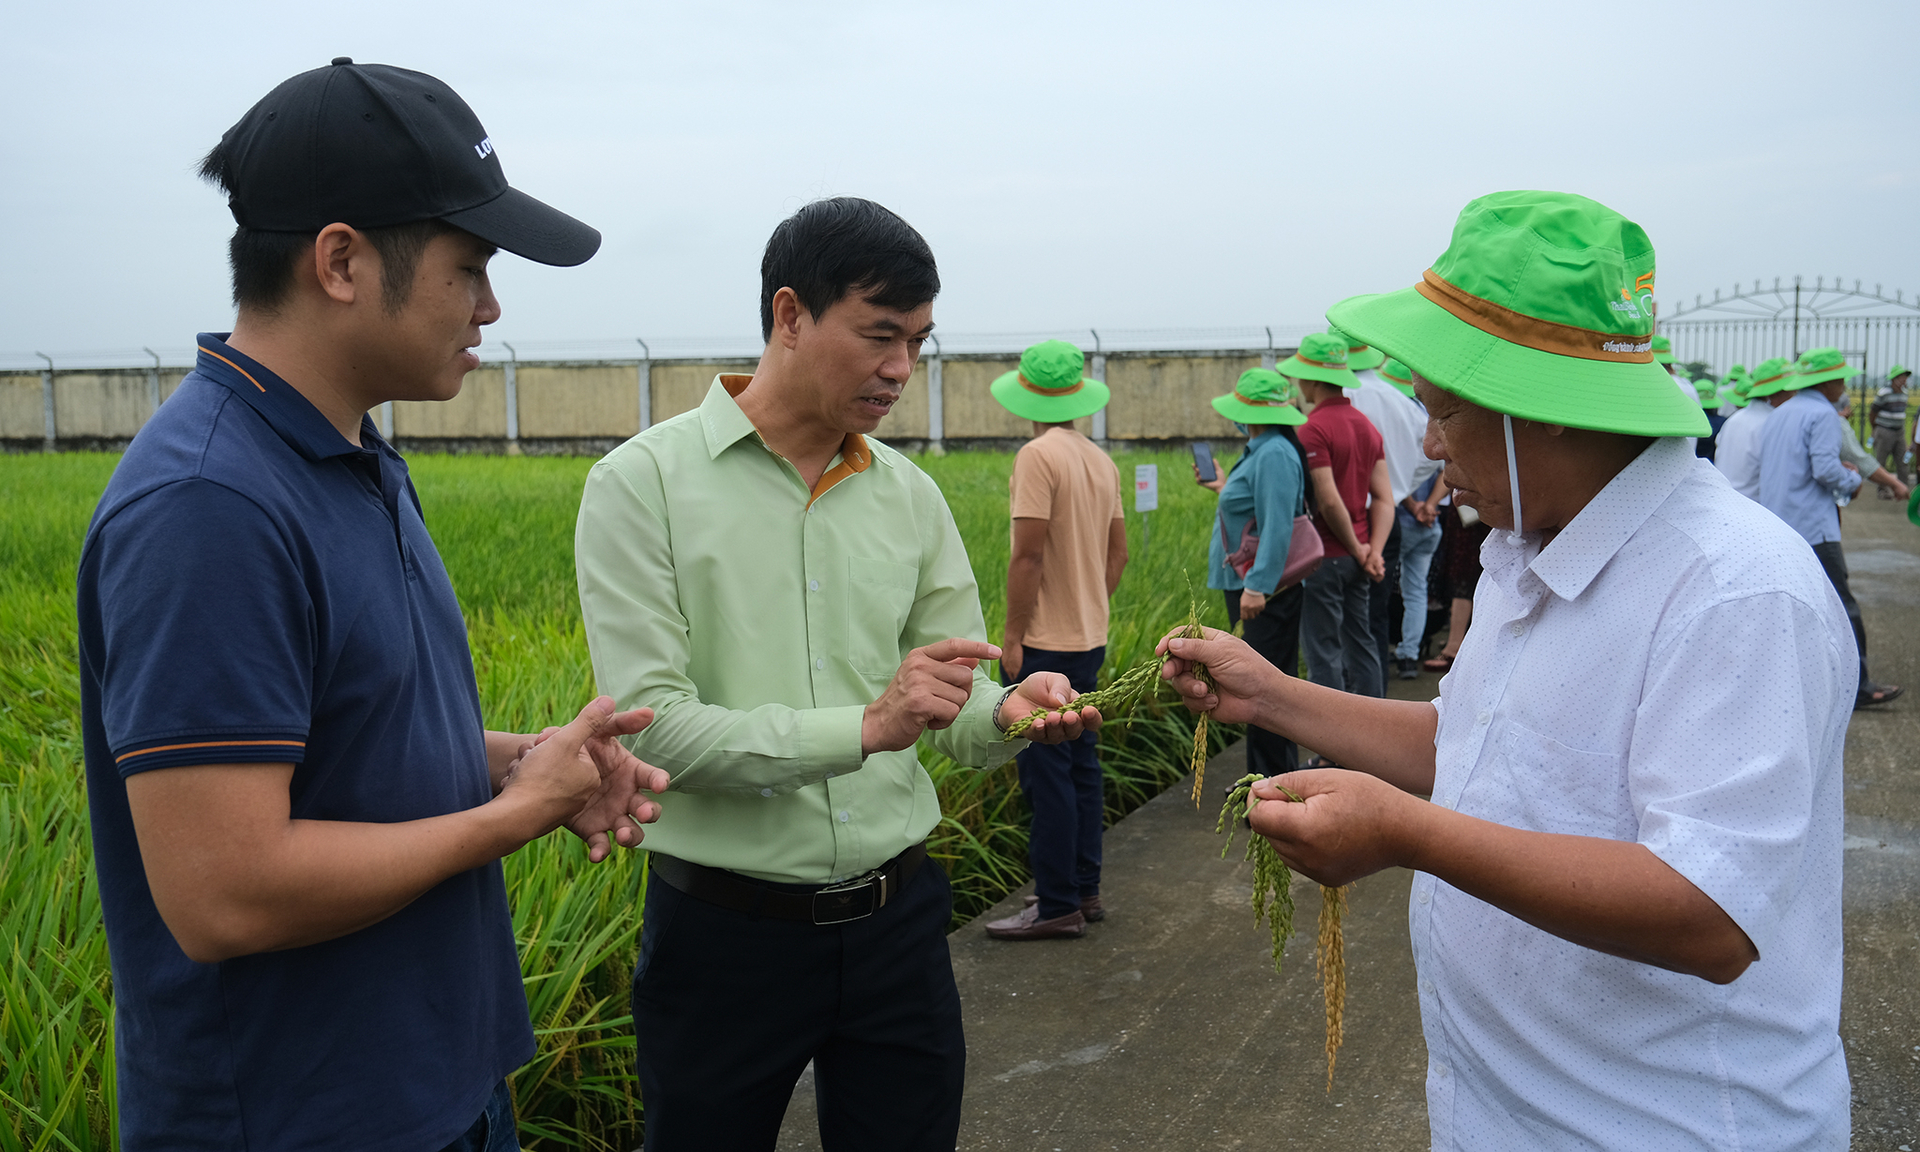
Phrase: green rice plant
[
  {"left": 0, "top": 444, "right": 1245, "bottom": 1147},
  {"left": 1, "top": 454, "right": 117, "bottom": 1152}
]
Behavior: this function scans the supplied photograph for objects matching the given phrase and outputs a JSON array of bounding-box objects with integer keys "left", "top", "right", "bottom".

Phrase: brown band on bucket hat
[
  {"left": 1414, "top": 269, "right": 1654, "bottom": 364},
  {"left": 1019, "top": 373, "right": 1085, "bottom": 396}
]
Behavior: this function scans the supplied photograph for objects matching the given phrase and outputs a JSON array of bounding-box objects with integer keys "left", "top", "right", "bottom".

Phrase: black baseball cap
[{"left": 214, "top": 58, "right": 600, "bottom": 267}]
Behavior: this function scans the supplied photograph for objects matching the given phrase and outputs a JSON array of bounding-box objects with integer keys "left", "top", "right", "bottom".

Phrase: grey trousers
[
  {"left": 1301, "top": 554, "right": 1383, "bottom": 698},
  {"left": 1870, "top": 426, "right": 1909, "bottom": 485}
]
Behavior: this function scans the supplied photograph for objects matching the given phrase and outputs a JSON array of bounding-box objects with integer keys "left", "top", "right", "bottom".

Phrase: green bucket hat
[
  {"left": 1212, "top": 368, "right": 1308, "bottom": 425},
  {"left": 1328, "top": 325, "right": 1386, "bottom": 371},
  {"left": 1277, "top": 332, "right": 1360, "bottom": 389},
  {"left": 1378, "top": 357, "right": 1417, "bottom": 398},
  {"left": 1325, "top": 190, "right": 1707, "bottom": 437},
  {"left": 1743, "top": 356, "right": 1797, "bottom": 399},
  {"left": 1694, "top": 377, "right": 1718, "bottom": 409},
  {"left": 1909, "top": 483, "right": 1920, "bottom": 528},
  {"left": 1652, "top": 334, "right": 1676, "bottom": 365},
  {"left": 990, "top": 340, "right": 1112, "bottom": 422},
  {"left": 1886, "top": 363, "right": 1910, "bottom": 382},
  {"left": 1786, "top": 347, "right": 1862, "bottom": 391}
]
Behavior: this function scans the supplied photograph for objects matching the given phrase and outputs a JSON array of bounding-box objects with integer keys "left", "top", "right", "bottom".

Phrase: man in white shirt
[
  {"left": 1162, "top": 190, "right": 1851, "bottom": 1150},
  {"left": 1342, "top": 327, "right": 1443, "bottom": 679},
  {"left": 1714, "top": 356, "right": 1794, "bottom": 498}
]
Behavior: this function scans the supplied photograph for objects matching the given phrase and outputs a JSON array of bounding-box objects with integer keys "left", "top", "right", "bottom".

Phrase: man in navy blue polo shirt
[{"left": 78, "top": 60, "right": 671, "bottom": 1151}]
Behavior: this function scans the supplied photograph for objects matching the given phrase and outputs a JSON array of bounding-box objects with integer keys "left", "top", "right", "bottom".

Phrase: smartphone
[{"left": 1191, "top": 441, "right": 1218, "bottom": 483}]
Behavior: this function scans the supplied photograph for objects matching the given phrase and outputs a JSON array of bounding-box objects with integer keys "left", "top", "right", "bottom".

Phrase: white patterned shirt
[
  {"left": 1415, "top": 435, "right": 1853, "bottom": 1150},
  {"left": 1712, "top": 400, "right": 1773, "bottom": 499}
]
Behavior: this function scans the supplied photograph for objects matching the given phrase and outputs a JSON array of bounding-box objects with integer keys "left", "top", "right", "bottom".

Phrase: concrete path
[{"left": 777, "top": 492, "right": 1920, "bottom": 1150}]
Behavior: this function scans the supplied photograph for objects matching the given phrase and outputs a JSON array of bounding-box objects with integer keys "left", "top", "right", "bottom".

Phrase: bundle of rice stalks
[{"left": 1216, "top": 773, "right": 1351, "bottom": 1091}]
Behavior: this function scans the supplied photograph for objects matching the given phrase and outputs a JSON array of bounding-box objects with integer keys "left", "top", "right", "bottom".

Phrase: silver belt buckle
[{"left": 812, "top": 867, "right": 888, "bottom": 925}]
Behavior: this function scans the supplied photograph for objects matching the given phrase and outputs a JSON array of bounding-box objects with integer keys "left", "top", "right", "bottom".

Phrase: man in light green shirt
[{"left": 575, "top": 197, "right": 1094, "bottom": 1151}]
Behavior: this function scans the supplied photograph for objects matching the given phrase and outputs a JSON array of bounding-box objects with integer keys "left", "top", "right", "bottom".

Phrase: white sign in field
[{"left": 1134, "top": 464, "right": 1159, "bottom": 513}]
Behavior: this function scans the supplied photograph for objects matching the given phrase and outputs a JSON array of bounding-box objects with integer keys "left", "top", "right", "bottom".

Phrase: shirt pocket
[
  {"left": 847, "top": 557, "right": 919, "bottom": 679},
  {"left": 1496, "top": 721, "right": 1636, "bottom": 841}
]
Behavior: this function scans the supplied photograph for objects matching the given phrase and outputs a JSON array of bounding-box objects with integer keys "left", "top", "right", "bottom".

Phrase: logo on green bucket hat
[
  {"left": 1786, "top": 346, "right": 1862, "bottom": 391},
  {"left": 1212, "top": 368, "right": 1307, "bottom": 425},
  {"left": 989, "top": 339, "right": 1111, "bottom": 423},
  {"left": 1325, "top": 190, "right": 1707, "bottom": 438},
  {"left": 1328, "top": 325, "right": 1385, "bottom": 371},
  {"left": 1277, "top": 332, "right": 1360, "bottom": 390},
  {"left": 1744, "top": 357, "right": 1797, "bottom": 399}
]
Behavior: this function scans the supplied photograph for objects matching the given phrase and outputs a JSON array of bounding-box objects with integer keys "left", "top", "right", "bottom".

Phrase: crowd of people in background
[{"left": 1706, "top": 353, "right": 1910, "bottom": 706}]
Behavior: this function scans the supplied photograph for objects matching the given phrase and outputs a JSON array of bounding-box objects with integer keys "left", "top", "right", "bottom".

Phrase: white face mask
[{"left": 1503, "top": 414, "right": 1525, "bottom": 542}]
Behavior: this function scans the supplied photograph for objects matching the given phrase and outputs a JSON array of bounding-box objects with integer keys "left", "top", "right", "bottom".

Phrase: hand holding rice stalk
[
  {"left": 1001, "top": 579, "right": 1219, "bottom": 743},
  {"left": 996, "top": 654, "right": 1162, "bottom": 741},
  {"left": 1217, "top": 772, "right": 1350, "bottom": 1092}
]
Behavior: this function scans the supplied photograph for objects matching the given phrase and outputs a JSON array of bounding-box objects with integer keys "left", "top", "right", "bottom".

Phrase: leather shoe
[
  {"left": 986, "top": 905, "right": 1085, "bottom": 940},
  {"left": 1024, "top": 893, "right": 1105, "bottom": 921}
]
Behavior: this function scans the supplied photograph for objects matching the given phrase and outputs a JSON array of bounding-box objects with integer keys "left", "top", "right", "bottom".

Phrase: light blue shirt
[
  {"left": 1207, "top": 429, "right": 1305, "bottom": 593},
  {"left": 1757, "top": 390, "right": 1861, "bottom": 546}
]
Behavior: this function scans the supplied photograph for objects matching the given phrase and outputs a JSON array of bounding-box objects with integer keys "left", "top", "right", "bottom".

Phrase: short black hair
[
  {"left": 199, "top": 142, "right": 458, "bottom": 316},
  {"left": 759, "top": 197, "right": 939, "bottom": 342}
]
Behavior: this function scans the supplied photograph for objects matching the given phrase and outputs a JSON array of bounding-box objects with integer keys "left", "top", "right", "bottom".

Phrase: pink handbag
[{"left": 1221, "top": 511, "right": 1324, "bottom": 591}]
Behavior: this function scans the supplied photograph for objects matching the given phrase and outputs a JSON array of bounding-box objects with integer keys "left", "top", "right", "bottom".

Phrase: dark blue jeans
[
  {"left": 1225, "top": 587, "right": 1301, "bottom": 778},
  {"left": 436, "top": 1080, "right": 518, "bottom": 1152},
  {"left": 1007, "top": 645, "right": 1106, "bottom": 921}
]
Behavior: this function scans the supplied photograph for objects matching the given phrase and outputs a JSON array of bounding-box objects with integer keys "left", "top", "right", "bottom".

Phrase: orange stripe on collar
[
  {"left": 197, "top": 346, "right": 269, "bottom": 392},
  {"left": 807, "top": 434, "right": 872, "bottom": 506}
]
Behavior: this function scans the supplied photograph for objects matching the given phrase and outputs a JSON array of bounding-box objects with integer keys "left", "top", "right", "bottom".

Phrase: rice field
[{"left": 0, "top": 443, "right": 1235, "bottom": 1150}]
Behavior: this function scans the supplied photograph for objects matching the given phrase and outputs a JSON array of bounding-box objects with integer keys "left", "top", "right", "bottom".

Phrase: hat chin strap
[{"left": 1502, "top": 414, "right": 1525, "bottom": 543}]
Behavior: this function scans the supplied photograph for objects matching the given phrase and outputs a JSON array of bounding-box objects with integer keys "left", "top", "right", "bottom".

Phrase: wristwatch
[{"left": 991, "top": 684, "right": 1021, "bottom": 733}]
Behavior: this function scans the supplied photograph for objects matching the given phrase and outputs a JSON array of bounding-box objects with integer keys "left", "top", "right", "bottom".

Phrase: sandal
[
  {"left": 1857, "top": 683, "right": 1904, "bottom": 709},
  {"left": 1421, "top": 654, "right": 1456, "bottom": 672}
]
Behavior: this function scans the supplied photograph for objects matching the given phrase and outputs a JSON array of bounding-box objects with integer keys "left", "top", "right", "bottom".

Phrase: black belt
[{"left": 648, "top": 842, "right": 927, "bottom": 925}]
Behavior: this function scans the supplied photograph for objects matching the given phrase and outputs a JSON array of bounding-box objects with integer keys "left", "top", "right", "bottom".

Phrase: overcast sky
[{"left": 5, "top": 0, "right": 1916, "bottom": 366}]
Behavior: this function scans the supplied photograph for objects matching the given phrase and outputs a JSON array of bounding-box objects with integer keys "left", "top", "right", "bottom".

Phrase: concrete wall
[
  {"left": 518, "top": 363, "right": 642, "bottom": 439},
  {"left": 0, "top": 374, "right": 45, "bottom": 440},
  {"left": 6, "top": 349, "right": 1281, "bottom": 452},
  {"left": 393, "top": 366, "right": 509, "bottom": 438},
  {"left": 1107, "top": 353, "right": 1261, "bottom": 440}
]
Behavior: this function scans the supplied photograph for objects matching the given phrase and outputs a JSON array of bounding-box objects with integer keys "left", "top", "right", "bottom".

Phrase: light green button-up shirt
[{"left": 576, "top": 375, "right": 1016, "bottom": 883}]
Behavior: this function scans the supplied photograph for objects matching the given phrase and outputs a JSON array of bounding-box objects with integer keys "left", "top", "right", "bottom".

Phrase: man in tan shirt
[{"left": 988, "top": 340, "right": 1129, "bottom": 940}]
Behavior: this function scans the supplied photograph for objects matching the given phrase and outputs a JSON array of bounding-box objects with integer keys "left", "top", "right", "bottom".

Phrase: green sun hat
[
  {"left": 1212, "top": 368, "right": 1308, "bottom": 425},
  {"left": 990, "top": 340, "right": 1111, "bottom": 422},
  {"left": 1694, "top": 377, "right": 1718, "bottom": 409},
  {"left": 1328, "top": 325, "right": 1386, "bottom": 371},
  {"left": 1378, "top": 357, "right": 1417, "bottom": 398},
  {"left": 1888, "top": 363, "right": 1910, "bottom": 382},
  {"left": 1325, "top": 190, "right": 1707, "bottom": 437},
  {"left": 1277, "top": 332, "right": 1361, "bottom": 389},
  {"left": 1651, "top": 334, "right": 1676, "bottom": 365},
  {"left": 1909, "top": 483, "right": 1920, "bottom": 528},
  {"left": 1786, "top": 346, "right": 1862, "bottom": 391},
  {"left": 1743, "top": 356, "right": 1798, "bottom": 399}
]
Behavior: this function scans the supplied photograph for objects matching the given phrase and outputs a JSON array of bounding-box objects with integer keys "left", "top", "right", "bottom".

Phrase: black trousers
[
  {"left": 1368, "top": 517, "right": 1403, "bottom": 675},
  {"left": 1226, "top": 584, "right": 1303, "bottom": 777},
  {"left": 1811, "top": 541, "right": 1871, "bottom": 690},
  {"left": 632, "top": 857, "right": 965, "bottom": 1151},
  {"left": 1007, "top": 645, "right": 1106, "bottom": 920}
]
